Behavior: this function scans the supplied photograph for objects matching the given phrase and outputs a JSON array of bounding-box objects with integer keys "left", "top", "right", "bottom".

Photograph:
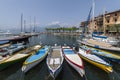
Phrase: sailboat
[
  {"left": 77, "top": 0, "right": 120, "bottom": 52},
  {"left": 91, "top": 10, "right": 119, "bottom": 46}
]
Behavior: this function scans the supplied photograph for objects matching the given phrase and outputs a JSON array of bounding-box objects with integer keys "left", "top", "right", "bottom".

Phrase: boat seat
[
  {"left": 0, "top": 56, "right": 2, "bottom": 60},
  {"left": 50, "top": 58, "right": 60, "bottom": 65}
]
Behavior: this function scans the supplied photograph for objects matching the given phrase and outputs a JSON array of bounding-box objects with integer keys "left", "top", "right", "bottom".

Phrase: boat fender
[
  {"left": 86, "top": 50, "right": 91, "bottom": 54},
  {"left": 75, "top": 46, "right": 79, "bottom": 52}
]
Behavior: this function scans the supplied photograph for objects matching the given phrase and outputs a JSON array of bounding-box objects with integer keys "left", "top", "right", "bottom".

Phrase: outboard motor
[{"left": 75, "top": 46, "right": 79, "bottom": 52}]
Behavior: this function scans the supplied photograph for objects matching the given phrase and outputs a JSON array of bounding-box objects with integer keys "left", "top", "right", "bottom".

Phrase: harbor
[
  {"left": 0, "top": 34, "right": 120, "bottom": 80},
  {"left": 0, "top": 0, "right": 120, "bottom": 80}
]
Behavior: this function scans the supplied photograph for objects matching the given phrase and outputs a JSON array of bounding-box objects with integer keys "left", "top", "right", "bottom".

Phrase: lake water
[{"left": 0, "top": 34, "right": 120, "bottom": 80}]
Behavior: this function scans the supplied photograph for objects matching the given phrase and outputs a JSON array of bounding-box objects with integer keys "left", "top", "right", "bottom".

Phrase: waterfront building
[{"left": 81, "top": 9, "right": 120, "bottom": 34}]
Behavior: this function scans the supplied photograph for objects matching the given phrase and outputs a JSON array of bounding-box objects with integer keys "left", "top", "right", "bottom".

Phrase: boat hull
[
  {"left": 94, "top": 54, "right": 120, "bottom": 63},
  {"left": 65, "top": 56, "right": 85, "bottom": 77},
  {"left": 78, "top": 53, "right": 112, "bottom": 73},
  {"left": 49, "top": 62, "right": 63, "bottom": 78},
  {"left": 47, "top": 46, "right": 64, "bottom": 79},
  {"left": 22, "top": 46, "right": 49, "bottom": 73},
  {"left": 78, "top": 40, "right": 120, "bottom": 52},
  {"left": 22, "top": 51, "right": 48, "bottom": 73},
  {"left": 81, "top": 45, "right": 120, "bottom": 63},
  {"left": 0, "top": 54, "right": 29, "bottom": 71}
]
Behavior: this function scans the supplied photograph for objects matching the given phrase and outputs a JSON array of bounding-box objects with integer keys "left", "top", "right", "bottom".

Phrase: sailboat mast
[
  {"left": 33, "top": 16, "right": 36, "bottom": 32},
  {"left": 24, "top": 20, "right": 26, "bottom": 33},
  {"left": 103, "top": 9, "right": 106, "bottom": 35},
  {"left": 30, "top": 16, "right": 32, "bottom": 33},
  {"left": 92, "top": 0, "right": 95, "bottom": 32},
  {"left": 21, "top": 13, "right": 23, "bottom": 33}
]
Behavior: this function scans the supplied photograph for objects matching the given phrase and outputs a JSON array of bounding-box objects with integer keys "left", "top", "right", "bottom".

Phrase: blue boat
[
  {"left": 22, "top": 45, "right": 50, "bottom": 73},
  {"left": 80, "top": 45, "right": 120, "bottom": 63},
  {"left": 0, "top": 40, "right": 9, "bottom": 45}
]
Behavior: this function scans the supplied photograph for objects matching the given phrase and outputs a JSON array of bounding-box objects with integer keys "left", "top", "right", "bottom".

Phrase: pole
[
  {"left": 21, "top": 13, "right": 23, "bottom": 33},
  {"left": 24, "top": 20, "right": 26, "bottom": 32},
  {"left": 92, "top": 0, "right": 95, "bottom": 32}
]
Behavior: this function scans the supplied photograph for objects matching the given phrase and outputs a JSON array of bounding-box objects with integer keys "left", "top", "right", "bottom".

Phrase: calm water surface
[{"left": 0, "top": 34, "right": 120, "bottom": 80}]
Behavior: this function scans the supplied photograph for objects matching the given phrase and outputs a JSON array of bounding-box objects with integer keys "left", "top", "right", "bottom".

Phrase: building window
[
  {"left": 115, "top": 13, "right": 117, "bottom": 16},
  {"left": 115, "top": 18, "right": 117, "bottom": 22},
  {"left": 107, "top": 20, "right": 109, "bottom": 23}
]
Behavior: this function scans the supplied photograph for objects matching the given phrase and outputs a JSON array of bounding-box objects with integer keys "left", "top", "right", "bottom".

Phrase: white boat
[
  {"left": 92, "top": 33, "right": 119, "bottom": 46},
  {"left": 78, "top": 47, "right": 113, "bottom": 73},
  {"left": 62, "top": 46, "right": 86, "bottom": 79},
  {"left": 77, "top": 39, "right": 120, "bottom": 52},
  {"left": 47, "top": 45, "right": 64, "bottom": 78},
  {"left": 22, "top": 45, "right": 50, "bottom": 73}
]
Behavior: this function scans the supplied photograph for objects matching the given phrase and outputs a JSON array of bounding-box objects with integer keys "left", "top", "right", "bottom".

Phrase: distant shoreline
[
  {"left": 44, "top": 32, "right": 120, "bottom": 38},
  {"left": 45, "top": 32, "right": 81, "bottom": 36}
]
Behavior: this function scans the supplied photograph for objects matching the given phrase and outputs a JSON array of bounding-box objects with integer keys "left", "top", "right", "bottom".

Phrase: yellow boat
[
  {"left": 0, "top": 45, "right": 41, "bottom": 71},
  {"left": 78, "top": 47, "right": 113, "bottom": 73},
  {"left": 81, "top": 45, "right": 120, "bottom": 63}
]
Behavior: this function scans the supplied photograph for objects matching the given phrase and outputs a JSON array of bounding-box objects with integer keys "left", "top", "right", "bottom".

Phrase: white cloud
[
  {"left": 46, "top": 21, "right": 80, "bottom": 28},
  {"left": 47, "top": 21, "right": 60, "bottom": 25}
]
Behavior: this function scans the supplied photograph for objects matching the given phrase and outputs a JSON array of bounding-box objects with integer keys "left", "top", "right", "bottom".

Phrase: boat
[
  {"left": 0, "top": 43, "right": 11, "bottom": 48},
  {"left": 77, "top": 0, "right": 120, "bottom": 52},
  {"left": 22, "top": 45, "right": 50, "bottom": 73},
  {"left": 0, "top": 40, "right": 9, "bottom": 45},
  {"left": 80, "top": 45, "right": 120, "bottom": 63},
  {"left": 62, "top": 46, "right": 86, "bottom": 79},
  {"left": 0, "top": 43, "right": 25, "bottom": 56},
  {"left": 78, "top": 39, "right": 120, "bottom": 52},
  {"left": 0, "top": 45, "right": 41, "bottom": 71},
  {"left": 92, "top": 32, "right": 119, "bottom": 46},
  {"left": 46, "top": 45, "right": 64, "bottom": 78},
  {"left": 77, "top": 47, "right": 113, "bottom": 73}
]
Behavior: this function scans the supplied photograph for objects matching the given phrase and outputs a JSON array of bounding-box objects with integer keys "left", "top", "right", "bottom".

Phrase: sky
[{"left": 0, "top": 0, "right": 120, "bottom": 31}]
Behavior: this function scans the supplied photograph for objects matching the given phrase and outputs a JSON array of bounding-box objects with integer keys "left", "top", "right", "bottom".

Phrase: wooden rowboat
[
  {"left": 78, "top": 47, "right": 113, "bottom": 73},
  {"left": 77, "top": 39, "right": 120, "bottom": 52},
  {"left": 47, "top": 45, "right": 64, "bottom": 78},
  {"left": 0, "top": 45, "right": 41, "bottom": 71},
  {"left": 62, "top": 46, "right": 86, "bottom": 79},
  {"left": 80, "top": 45, "right": 120, "bottom": 63},
  {"left": 22, "top": 45, "right": 50, "bottom": 73}
]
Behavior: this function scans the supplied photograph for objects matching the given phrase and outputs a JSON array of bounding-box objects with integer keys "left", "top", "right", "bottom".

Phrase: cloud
[
  {"left": 47, "top": 21, "right": 60, "bottom": 25},
  {"left": 46, "top": 21, "right": 79, "bottom": 28}
]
